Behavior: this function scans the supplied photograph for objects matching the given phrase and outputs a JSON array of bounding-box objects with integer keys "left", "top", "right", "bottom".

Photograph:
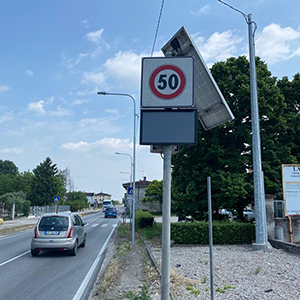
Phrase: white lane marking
[
  {"left": 112, "top": 224, "right": 117, "bottom": 228},
  {"left": 91, "top": 224, "right": 99, "bottom": 227},
  {"left": 72, "top": 217, "right": 120, "bottom": 300},
  {"left": 101, "top": 224, "right": 108, "bottom": 228},
  {"left": 0, "top": 250, "right": 31, "bottom": 267}
]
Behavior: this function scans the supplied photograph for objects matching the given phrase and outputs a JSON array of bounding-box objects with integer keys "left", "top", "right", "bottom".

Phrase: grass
[
  {"left": 97, "top": 256, "right": 121, "bottom": 294},
  {"left": 253, "top": 266, "right": 261, "bottom": 275},
  {"left": 117, "top": 224, "right": 132, "bottom": 239},
  {"left": 122, "top": 284, "right": 151, "bottom": 300},
  {"left": 186, "top": 286, "right": 200, "bottom": 296},
  {"left": 138, "top": 222, "right": 162, "bottom": 242}
]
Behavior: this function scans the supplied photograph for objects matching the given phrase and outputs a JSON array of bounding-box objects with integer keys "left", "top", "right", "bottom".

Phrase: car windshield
[
  {"left": 103, "top": 201, "right": 111, "bottom": 206},
  {"left": 106, "top": 207, "right": 115, "bottom": 212},
  {"left": 39, "top": 216, "right": 69, "bottom": 231}
]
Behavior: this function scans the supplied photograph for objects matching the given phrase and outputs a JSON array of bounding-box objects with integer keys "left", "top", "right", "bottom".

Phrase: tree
[
  {"left": 172, "top": 56, "right": 293, "bottom": 220},
  {"left": 277, "top": 73, "right": 300, "bottom": 163},
  {"left": 0, "top": 191, "right": 29, "bottom": 216},
  {"left": 29, "top": 157, "right": 66, "bottom": 206},
  {"left": 59, "top": 167, "right": 75, "bottom": 192},
  {"left": 0, "top": 160, "right": 19, "bottom": 176},
  {"left": 143, "top": 180, "right": 163, "bottom": 203},
  {"left": 64, "top": 191, "right": 89, "bottom": 212}
]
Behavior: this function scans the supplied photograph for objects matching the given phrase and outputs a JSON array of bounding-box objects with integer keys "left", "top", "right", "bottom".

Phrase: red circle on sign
[{"left": 149, "top": 65, "right": 186, "bottom": 100}]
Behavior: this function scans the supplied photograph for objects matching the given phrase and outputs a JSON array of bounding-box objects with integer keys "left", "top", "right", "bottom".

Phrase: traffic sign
[
  {"left": 54, "top": 196, "right": 59, "bottom": 202},
  {"left": 141, "top": 57, "right": 194, "bottom": 108},
  {"left": 128, "top": 187, "right": 133, "bottom": 195}
]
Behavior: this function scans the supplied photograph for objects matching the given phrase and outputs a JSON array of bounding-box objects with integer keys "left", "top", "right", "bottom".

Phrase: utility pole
[{"left": 218, "top": 1, "right": 268, "bottom": 250}]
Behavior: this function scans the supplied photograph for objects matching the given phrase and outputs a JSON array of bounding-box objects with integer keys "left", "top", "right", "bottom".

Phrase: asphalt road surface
[{"left": 0, "top": 208, "right": 124, "bottom": 300}]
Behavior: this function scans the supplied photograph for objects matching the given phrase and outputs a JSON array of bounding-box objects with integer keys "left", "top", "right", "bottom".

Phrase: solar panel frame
[{"left": 161, "top": 26, "right": 234, "bottom": 130}]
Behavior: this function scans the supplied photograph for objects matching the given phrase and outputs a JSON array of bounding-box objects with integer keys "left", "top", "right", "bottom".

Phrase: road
[{"left": 0, "top": 208, "right": 124, "bottom": 300}]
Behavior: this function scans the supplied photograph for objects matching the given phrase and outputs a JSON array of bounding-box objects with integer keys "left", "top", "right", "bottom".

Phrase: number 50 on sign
[{"left": 141, "top": 57, "right": 194, "bottom": 108}]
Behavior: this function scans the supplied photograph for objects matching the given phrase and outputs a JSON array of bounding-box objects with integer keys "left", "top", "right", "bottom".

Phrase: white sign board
[
  {"left": 282, "top": 164, "right": 300, "bottom": 216},
  {"left": 141, "top": 57, "right": 194, "bottom": 108}
]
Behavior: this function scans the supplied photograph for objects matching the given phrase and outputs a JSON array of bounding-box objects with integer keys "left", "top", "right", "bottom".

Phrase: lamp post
[
  {"left": 98, "top": 91, "right": 137, "bottom": 246},
  {"left": 218, "top": 0, "right": 268, "bottom": 250}
]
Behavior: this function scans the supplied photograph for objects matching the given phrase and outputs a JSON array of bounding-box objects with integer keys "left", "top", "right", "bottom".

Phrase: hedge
[
  {"left": 171, "top": 221, "right": 255, "bottom": 244},
  {"left": 135, "top": 210, "right": 154, "bottom": 228}
]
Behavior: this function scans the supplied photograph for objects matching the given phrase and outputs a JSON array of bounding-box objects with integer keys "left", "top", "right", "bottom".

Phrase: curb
[{"left": 141, "top": 235, "right": 178, "bottom": 300}]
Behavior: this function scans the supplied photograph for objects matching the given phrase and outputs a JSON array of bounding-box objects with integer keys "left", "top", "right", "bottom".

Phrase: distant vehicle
[
  {"left": 31, "top": 212, "right": 86, "bottom": 256},
  {"left": 243, "top": 209, "right": 255, "bottom": 221},
  {"left": 105, "top": 206, "right": 117, "bottom": 218},
  {"left": 102, "top": 200, "right": 112, "bottom": 212}
]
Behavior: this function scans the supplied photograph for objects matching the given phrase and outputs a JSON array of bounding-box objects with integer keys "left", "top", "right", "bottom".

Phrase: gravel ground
[{"left": 150, "top": 244, "right": 300, "bottom": 300}]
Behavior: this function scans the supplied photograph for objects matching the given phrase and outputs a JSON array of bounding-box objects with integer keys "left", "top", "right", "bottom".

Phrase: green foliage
[
  {"left": 22, "top": 200, "right": 31, "bottom": 217},
  {"left": 172, "top": 56, "right": 296, "bottom": 220},
  {"left": 0, "top": 160, "right": 19, "bottom": 176},
  {"left": 64, "top": 191, "right": 89, "bottom": 212},
  {"left": 123, "top": 284, "right": 151, "bottom": 300},
  {"left": 253, "top": 266, "right": 261, "bottom": 275},
  {"left": 135, "top": 210, "right": 154, "bottom": 228},
  {"left": 143, "top": 180, "right": 163, "bottom": 203},
  {"left": 0, "top": 191, "right": 29, "bottom": 216},
  {"left": 29, "top": 157, "right": 66, "bottom": 206},
  {"left": 171, "top": 221, "right": 255, "bottom": 244},
  {"left": 139, "top": 222, "right": 162, "bottom": 240},
  {"left": 186, "top": 286, "right": 200, "bottom": 296}
]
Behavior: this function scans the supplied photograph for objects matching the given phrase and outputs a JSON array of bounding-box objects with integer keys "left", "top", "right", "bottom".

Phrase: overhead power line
[{"left": 151, "top": 0, "right": 165, "bottom": 57}]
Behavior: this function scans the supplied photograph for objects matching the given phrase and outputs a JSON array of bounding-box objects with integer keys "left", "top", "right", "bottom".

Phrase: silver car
[{"left": 31, "top": 212, "right": 87, "bottom": 256}]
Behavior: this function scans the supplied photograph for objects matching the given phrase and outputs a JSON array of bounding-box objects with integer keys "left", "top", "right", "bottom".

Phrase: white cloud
[
  {"left": 0, "top": 112, "right": 13, "bottom": 123},
  {"left": 60, "top": 137, "right": 131, "bottom": 151},
  {"left": 0, "top": 147, "right": 23, "bottom": 154},
  {"left": 103, "top": 51, "right": 144, "bottom": 88},
  {"left": 193, "top": 30, "right": 243, "bottom": 63},
  {"left": 105, "top": 108, "right": 119, "bottom": 115},
  {"left": 70, "top": 99, "right": 90, "bottom": 106},
  {"left": 81, "top": 71, "right": 106, "bottom": 85},
  {"left": 49, "top": 105, "right": 73, "bottom": 117},
  {"left": 0, "top": 85, "right": 11, "bottom": 93},
  {"left": 25, "top": 69, "right": 34, "bottom": 77},
  {"left": 86, "top": 28, "right": 104, "bottom": 43},
  {"left": 256, "top": 23, "right": 300, "bottom": 64},
  {"left": 28, "top": 100, "right": 46, "bottom": 114},
  {"left": 77, "top": 117, "right": 121, "bottom": 134},
  {"left": 191, "top": 4, "right": 210, "bottom": 16},
  {"left": 5, "top": 130, "right": 24, "bottom": 136},
  {"left": 62, "top": 52, "right": 89, "bottom": 69},
  {"left": 80, "top": 19, "right": 90, "bottom": 28}
]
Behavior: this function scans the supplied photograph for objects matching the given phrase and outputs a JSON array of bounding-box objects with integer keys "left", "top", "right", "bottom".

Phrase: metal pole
[
  {"left": 207, "top": 177, "right": 214, "bottom": 300},
  {"left": 161, "top": 145, "right": 172, "bottom": 300},
  {"left": 97, "top": 91, "right": 137, "bottom": 246},
  {"left": 248, "top": 14, "right": 268, "bottom": 250}
]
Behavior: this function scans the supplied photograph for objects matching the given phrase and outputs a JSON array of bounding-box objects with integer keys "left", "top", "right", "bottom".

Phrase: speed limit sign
[{"left": 141, "top": 57, "right": 194, "bottom": 108}]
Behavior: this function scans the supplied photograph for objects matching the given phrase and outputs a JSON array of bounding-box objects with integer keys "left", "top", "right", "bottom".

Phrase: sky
[{"left": 0, "top": 0, "right": 299, "bottom": 201}]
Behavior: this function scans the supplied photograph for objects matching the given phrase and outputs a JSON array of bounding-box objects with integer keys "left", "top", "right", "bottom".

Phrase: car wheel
[
  {"left": 69, "top": 240, "right": 78, "bottom": 256},
  {"left": 80, "top": 235, "right": 86, "bottom": 248},
  {"left": 31, "top": 249, "right": 39, "bottom": 257}
]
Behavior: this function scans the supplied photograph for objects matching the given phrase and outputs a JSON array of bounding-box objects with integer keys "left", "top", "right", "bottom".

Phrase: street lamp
[
  {"left": 218, "top": 0, "right": 268, "bottom": 250},
  {"left": 97, "top": 91, "right": 137, "bottom": 246}
]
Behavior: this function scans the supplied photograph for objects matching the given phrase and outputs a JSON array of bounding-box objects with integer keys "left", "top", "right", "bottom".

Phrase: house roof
[
  {"left": 122, "top": 176, "right": 152, "bottom": 190},
  {"left": 96, "top": 192, "right": 111, "bottom": 197}
]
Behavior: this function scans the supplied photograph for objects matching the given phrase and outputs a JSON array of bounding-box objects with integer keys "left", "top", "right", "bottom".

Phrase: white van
[{"left": 102, "top": 200, "right": 112, "bottom": 212}]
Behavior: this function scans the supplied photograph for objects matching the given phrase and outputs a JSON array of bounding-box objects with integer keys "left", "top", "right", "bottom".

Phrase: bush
[
  {"left": 171, "top": 221, "right": 255, "bottom": 244},
  {"left": 135, "top": 210, "right": 154, "bottom": 228},
  {"left": 22, "top": 200, "right": 31, "bottom": 217}
]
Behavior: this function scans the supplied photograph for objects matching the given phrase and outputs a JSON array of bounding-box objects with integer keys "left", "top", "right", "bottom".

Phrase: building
[
  {"left": 122, "top": 176, "right": 152, "bottom": 210},
  {"left": 95, "top": 192, "right": 111, "bottom": 207}
]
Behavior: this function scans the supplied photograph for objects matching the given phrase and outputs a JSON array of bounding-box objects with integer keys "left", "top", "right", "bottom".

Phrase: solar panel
[{"left": 161, "top": 26, "right": 234, "bottom": 130}]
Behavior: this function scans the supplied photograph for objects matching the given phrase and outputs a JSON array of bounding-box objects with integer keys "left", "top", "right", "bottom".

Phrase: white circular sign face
[{"left": 149, "top": 64, "right": 186, "bottom": 100}]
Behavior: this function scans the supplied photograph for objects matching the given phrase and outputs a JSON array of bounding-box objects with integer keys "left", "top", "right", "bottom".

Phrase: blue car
[{"left": 104, "top": 206, "right": 117, "bottom": 218}]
